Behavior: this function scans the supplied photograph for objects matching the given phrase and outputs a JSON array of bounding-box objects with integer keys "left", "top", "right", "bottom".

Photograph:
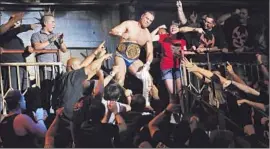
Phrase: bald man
[{"left": 52, "top": 42, "right": 112, "bottom": 147}]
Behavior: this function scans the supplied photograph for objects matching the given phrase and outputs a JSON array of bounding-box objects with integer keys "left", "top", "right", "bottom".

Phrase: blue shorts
[
  {"left": 116, "top": 52, "right": 136, "bottom": 67},
  {"left": 161, "top": 68, "right": 181, "bottom": 80}
]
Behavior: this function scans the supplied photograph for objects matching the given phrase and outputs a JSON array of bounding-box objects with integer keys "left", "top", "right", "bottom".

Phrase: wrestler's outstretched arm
[{"left": 109, "top": 21, "right": 129, "bottom": 39}]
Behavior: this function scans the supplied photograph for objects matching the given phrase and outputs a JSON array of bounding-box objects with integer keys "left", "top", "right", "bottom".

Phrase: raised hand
[
  {"left": 159, "top": 24, "right": 167, "bottom": 29},
  {"left": 233, "top": 9, "right": 241, "bottom": 15},
  {"left": 11, "top": 12, "right": 24, "bottom": 22},
  {"left": 226, "top": 61, "right": 234, "bottom": 74},
  {"left": 32, "top": 108, "right": 46, "bottom": 121},
  {"left": 176, "top": 0, "right": 183, "bottom": 9},
  {"left": 56, "top": 107, "right": 64, "bottom": 117},
  {"left": 94, "top": 41, "right": 106, "bottom": 57},
  {"left": 182, "top": 57, "right": 198, "bottom": 72},
  {"left": 189, "top": 11, "right": 197, "bottom": 23},
  {"left": 256, "top": 54, "right": 262, "bottom": 64},
  {"left": 170, "top": 25, "right": 180, "bottom": 34}
]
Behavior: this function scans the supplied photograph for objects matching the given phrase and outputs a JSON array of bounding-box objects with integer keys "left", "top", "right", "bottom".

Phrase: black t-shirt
[
  {"left": 119, "top": 111, "right": 153, "bottom": 147},
  {"left": 223, "top": 16, "right": 254, "bottom": 51},
  {"left": 0, "top": 114, "right": 36, "bottom": 148},
  {"left": 192, "top": 26, "right": 227, "bottom": 49},
  {"left": 72, "top": 96, "right": 120, "bottom": 148},
  {"left": 57, "top": 68, "right": 87, "bottom": 120},
  {"left": 0, "top": 25, "right": 31, "bottom": 62},
  {"left": 75, "top": 121, "right": 119, "bottom": 148}
]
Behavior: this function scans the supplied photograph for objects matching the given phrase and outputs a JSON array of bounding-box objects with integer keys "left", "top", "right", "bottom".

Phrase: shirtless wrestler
[{"left": 109, "top": 11, "right": 158, "bottom": 107}]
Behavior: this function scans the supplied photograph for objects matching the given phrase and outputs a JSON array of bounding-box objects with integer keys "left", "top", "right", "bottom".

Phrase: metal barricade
[
  {"left": 0, "top": 48, "right": 63, "bottom": 115},
  {"left": 0, "top": 62, "right": 63, "bottom": 115}
]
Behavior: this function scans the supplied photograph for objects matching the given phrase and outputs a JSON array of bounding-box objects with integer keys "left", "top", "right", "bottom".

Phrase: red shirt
[{"left": 158, "top": 34, "right": 186, "bottom": 70}]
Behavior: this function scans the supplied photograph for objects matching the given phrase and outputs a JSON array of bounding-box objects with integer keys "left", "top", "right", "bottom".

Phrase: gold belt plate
[{"left": 126, "top": 44, "right": 140, "bottom": 59}]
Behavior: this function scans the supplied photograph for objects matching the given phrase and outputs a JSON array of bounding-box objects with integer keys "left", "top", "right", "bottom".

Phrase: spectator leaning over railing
[
  {"left": 0, "top": 90, "right": 47, "bottom": 148},
  {"left": 191, "top": 13, "right": 228, "bottom": 53},
  {"left": 0, "top": 12, "right": 39, "bottom": 92},
  {"left": 72, "top": 70, "right": 127, "bottom": 147},
  {"left": 182, "top": 57, "right": 267, "bottom": 147},
  {"left": 51, "top": 41, "right": 112, "bottom": 147}
]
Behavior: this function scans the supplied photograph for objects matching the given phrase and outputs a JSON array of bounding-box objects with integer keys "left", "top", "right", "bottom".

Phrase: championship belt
[{"left": 117, "top": 42, "right": 141, "bottom": 60}]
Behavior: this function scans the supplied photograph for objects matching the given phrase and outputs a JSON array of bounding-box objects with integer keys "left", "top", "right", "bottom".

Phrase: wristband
[
  {"left": 48, "top": 38, "right": 54, "bottom": 43},
  {"left": 259, "top": 63, "right": 264, "bottom": 66}
]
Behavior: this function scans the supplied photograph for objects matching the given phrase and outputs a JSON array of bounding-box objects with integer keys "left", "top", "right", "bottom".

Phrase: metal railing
[{"left": 0, "top": 49, "right": 63, "bottom": 115}]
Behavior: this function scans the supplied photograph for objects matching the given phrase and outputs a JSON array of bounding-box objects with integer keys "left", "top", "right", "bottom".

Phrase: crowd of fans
[{"left": 0, "top": 0, "right": 269, "bottom": 148}]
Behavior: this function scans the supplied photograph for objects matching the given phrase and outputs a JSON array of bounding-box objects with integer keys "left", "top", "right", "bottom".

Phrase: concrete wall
[{"left": 0, "top": 7, "right": 120, "bottom": 72}]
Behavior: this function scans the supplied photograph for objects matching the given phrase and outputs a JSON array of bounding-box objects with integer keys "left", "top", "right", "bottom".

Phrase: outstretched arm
[
  {"left": 149, "top": 103, "right": 179, "bottom": 137},
  {"left": 0, "top": 12, "right": 24, "bottom": 35},
  {"left": 44, "top": 108, "right": 64, "bottom": 148},
  {"left": 256, "top": 54, "right": 269, "bottom": 79},
  {"left": 104, "top": 65, "right": 120, "bottom": 87},
  {"left": 226, "top": 62, "right": 246, "bottom": 85},
  {"left": 176, "top": 0, "right": 187, "bottom": 25},
  {"left": 109, "top": 21, "right": 129, "bottom": 38},
  {"left": 85, "top": 53, "right": 112, "bottom": 80},
  {"left": 217, "top": 9, "right": 240, "bottom": 25},
  {"left": 80, "top": 41, "right": 106, "bottom": 68},
  {"left": 237, "top": 99, "right": 266, "bottom": 111},
  {"left": 150, "top": 25, "right": 166, "bottom": 42}
]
